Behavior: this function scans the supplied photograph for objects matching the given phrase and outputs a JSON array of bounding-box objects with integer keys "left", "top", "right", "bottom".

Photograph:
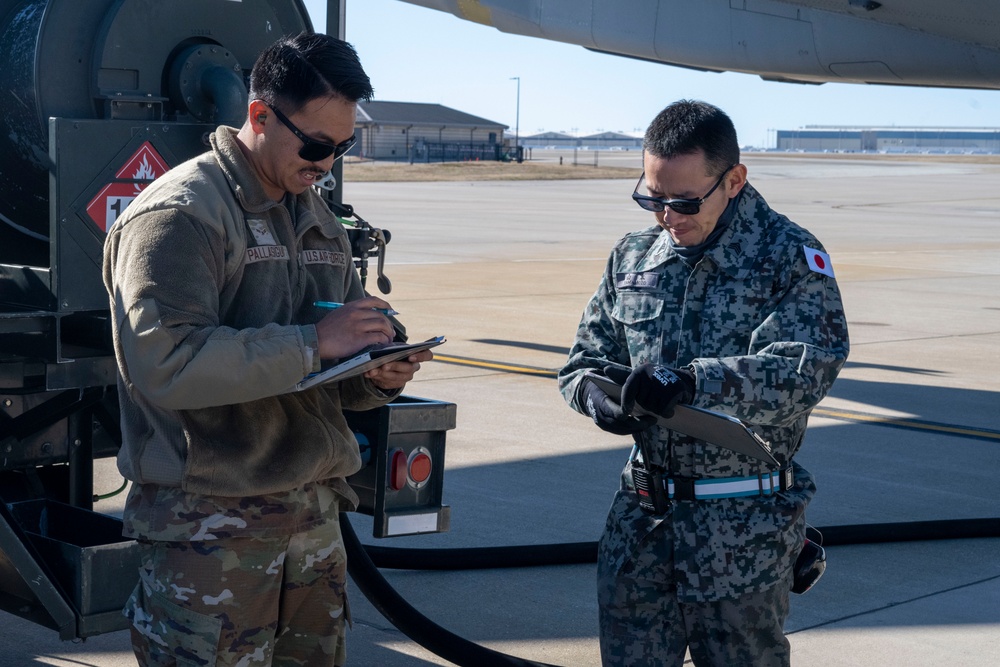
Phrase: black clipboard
[
  {"left": 293, "top": 336, "right": 445, "bottom": 391},
  {"left": 584, "top": 371, "right": 778, "bottom": 465}
]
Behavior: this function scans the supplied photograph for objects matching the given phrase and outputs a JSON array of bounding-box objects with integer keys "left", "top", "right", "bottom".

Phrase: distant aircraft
[{"left": 395, "top": 0, "right": 1000, "bottom": 89}]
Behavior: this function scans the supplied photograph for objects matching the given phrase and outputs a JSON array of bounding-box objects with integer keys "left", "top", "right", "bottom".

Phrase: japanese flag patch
[{"left": 803, "top": 245, "right": 835, "bottom": 278}]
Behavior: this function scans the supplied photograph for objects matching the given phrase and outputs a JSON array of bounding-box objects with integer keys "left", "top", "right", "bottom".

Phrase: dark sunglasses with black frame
[
  {"left": 268, "top": 105, "right": 357, "bottom": 162},
  {"left": 631, "top": 164, "right": 736, "bottom": 215}
]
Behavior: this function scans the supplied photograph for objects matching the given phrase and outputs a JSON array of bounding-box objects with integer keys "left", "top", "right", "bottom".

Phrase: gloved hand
[
  {"left": 578, "top": 376, "right": 657, "bottom": 435},
  {"left": 605, "top": 363, "right": 696, "bottom": 419}
]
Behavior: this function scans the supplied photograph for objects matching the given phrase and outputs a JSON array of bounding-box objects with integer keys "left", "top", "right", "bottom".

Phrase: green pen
[{"left": 314, "top": 301, "right": 399, "bottom": 317}]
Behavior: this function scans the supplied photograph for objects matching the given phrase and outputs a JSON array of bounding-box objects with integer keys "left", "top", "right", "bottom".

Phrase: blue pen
[{"left": 314, "top": 301, "right": 399, "bottom": 317}]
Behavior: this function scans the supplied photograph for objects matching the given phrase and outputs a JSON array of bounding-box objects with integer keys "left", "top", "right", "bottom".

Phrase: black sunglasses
[
  {"left": 632, "top": 165, "right": 735, "bottom": 215},
  {"left": 269, "top": 105, "right": 356, "bottom": 162}
]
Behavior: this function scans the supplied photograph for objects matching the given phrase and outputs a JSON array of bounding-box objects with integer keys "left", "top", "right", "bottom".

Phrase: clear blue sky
[{"left": 303, "top": 0, "right": 1000, "bottom": 148}]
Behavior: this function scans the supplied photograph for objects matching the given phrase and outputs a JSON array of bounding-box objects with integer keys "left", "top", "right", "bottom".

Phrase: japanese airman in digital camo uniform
[{"left": 560, "top": 100, "right": 849, "bottom": 667}]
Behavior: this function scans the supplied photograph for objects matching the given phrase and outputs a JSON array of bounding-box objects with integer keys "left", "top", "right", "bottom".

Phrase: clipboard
[
  {"left": 293, "top": 336, "right": 445, "bottom": 391},
  {"left": 583, "top": 371, "right": 778, "bottom": 464}
]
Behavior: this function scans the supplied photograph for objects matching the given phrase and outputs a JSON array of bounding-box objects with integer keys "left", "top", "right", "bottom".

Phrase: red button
[
  {"left": 389, "top": 449, "right": 407, "bottom": 491},
  {"left": 409, "top": 452, "right": 432, "bottom": 484}
]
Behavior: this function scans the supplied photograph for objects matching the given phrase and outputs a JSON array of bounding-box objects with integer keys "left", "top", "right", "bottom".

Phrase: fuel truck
[{"left": 0, "top": 0, "right": 453, "bottom": 641}]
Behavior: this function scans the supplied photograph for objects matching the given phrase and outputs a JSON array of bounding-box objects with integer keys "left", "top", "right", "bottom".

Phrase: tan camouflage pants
[{"left": 125, "top": 515, "right": 349, "bottom": 666}]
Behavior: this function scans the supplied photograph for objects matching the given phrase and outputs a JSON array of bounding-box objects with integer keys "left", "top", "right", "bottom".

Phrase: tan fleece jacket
[{"left": 103, "top": 127, "right": 398, "bottom": 507}]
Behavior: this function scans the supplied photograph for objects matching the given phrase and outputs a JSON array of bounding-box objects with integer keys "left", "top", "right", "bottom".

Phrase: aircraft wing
[{"left": 394, "top": 0, "right": 1000, "bottom": 89}]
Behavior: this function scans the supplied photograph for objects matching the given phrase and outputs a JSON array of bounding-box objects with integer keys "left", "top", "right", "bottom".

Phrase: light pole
[{"left": 510, "top": 76, "right": 520, "bottom": 162}]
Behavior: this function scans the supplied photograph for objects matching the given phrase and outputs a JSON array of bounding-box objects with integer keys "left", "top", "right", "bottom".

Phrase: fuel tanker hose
[
  {"left": 342, "top": 513, "right": 560, "bottom": 667},
  {"left": 343, "top": 514, "right": 1000, "bottom": 667}
]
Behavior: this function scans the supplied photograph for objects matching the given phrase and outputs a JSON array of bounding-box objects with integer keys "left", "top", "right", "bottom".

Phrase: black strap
[{"left": 671, "top": 477, "right": 697, "bottom": 501}]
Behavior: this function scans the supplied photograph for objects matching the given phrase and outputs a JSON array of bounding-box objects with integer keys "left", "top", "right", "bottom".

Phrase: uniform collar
[
  {"left": 211, "top": 126, "right": 273, "bottom": 213},
  {"left": 211, "top": 126, "right": 343, "bottom": 239},
  {"left": 635, "top": 183, "right": 772, "bottom": 280}
]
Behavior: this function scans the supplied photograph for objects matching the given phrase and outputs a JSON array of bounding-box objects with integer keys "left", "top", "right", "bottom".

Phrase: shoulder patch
[{"left": 803, "top": 245, "right": 835, "bottom": 278}]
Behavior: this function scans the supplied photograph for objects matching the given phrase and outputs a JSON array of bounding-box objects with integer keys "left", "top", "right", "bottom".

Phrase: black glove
[
  {"left": 605, "top": 363, "right": 696, "bottom": 419},
  {"left": 578, "top": 376, "right": 656, "bottom": 435}
]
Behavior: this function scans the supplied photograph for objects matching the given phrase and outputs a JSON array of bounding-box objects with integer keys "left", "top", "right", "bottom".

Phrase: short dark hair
[
  {"left": 249, "top": 32, "right": 373, "bottom": 113},
  {"left": 643, "top": 100, "right": 739, "bottom": 176}
]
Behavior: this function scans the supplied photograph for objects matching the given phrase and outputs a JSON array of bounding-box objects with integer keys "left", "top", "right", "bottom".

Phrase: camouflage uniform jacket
[
  {"left": 558, "top": 182, "right": 849, "bottom": 601},
  {"left": 103, "top": 127, "right": 399, "bottom": 541}
]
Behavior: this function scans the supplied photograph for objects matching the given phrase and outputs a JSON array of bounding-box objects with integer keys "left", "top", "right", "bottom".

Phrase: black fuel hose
[
  {"left": 344, "top": 515, "right": 1000, "bottom": 666},
  {"left": 362, "top": 539, "right": 597, "bottom": 571},
  {"left": 807, "top": 518, "right": 1000, "bottom": 546},
  {"left": 355, "top": 517, "right": 1000, "bottom": 572},
  {"left": 342, "top": 514, "right": 560, "bottom": 667}
]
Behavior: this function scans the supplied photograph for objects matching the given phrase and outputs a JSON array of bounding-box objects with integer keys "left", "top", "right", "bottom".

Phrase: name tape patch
[
  {"left": 301, "top": 249, "right": 347, "bottom": 267},
  {"left": 246, "top": 245, "right": 289, "bottom": 264},
  {"left": 616, "top": 271, "right": 660, "bottom": 290}
]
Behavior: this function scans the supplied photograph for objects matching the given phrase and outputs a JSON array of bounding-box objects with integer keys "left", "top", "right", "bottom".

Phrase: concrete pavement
[{"left": 6, "top": 153, "right": 999, "bottom": 665}]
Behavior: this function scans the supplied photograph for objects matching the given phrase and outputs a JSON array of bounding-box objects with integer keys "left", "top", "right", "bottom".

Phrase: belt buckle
[{"left": 672, "top": 477, "right": 696, "bottom": 501}]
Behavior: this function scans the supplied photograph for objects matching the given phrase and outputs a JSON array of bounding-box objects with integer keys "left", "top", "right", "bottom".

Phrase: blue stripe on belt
[{"left": 666, "top": 468, "right": 793, "bottom": 500}]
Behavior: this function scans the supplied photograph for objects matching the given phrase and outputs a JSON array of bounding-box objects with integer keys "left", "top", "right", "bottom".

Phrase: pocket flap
[{"left": 612, "top": 293, "right": 663, "bottom": 325}]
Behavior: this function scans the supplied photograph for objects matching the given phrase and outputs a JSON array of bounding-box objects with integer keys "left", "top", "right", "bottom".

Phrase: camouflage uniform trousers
[
  {"left": 125, "top": 515, "right": 350, "bottom": 666},
  {"left": 597, "top": 515, "right": 792, "bottom": 667}
]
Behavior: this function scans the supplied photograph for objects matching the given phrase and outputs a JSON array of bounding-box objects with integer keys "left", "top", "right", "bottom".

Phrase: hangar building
[
  {"left": 520, "top": 131, "right": 643, "bottom": 150},
  {"left": 776, "top": 126, "right": 1000, "bottom": 153},
  {"left": 355, "top": 101, "right": 508, "bottom": 161}
]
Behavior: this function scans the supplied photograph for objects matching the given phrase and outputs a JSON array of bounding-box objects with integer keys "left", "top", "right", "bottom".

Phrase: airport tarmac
[{"left": 7, "top": 154, "right": 999, "bottom": 665}]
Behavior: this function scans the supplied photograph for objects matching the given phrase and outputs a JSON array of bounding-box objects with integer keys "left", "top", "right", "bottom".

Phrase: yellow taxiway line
[{"left": 432, "top": 355, "right": 1000, "bottom": 442}]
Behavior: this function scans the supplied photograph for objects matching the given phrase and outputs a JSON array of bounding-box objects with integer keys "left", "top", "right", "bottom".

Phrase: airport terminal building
[{"left": 776, "top": 126, "right": 1000, "bottom": 153}]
